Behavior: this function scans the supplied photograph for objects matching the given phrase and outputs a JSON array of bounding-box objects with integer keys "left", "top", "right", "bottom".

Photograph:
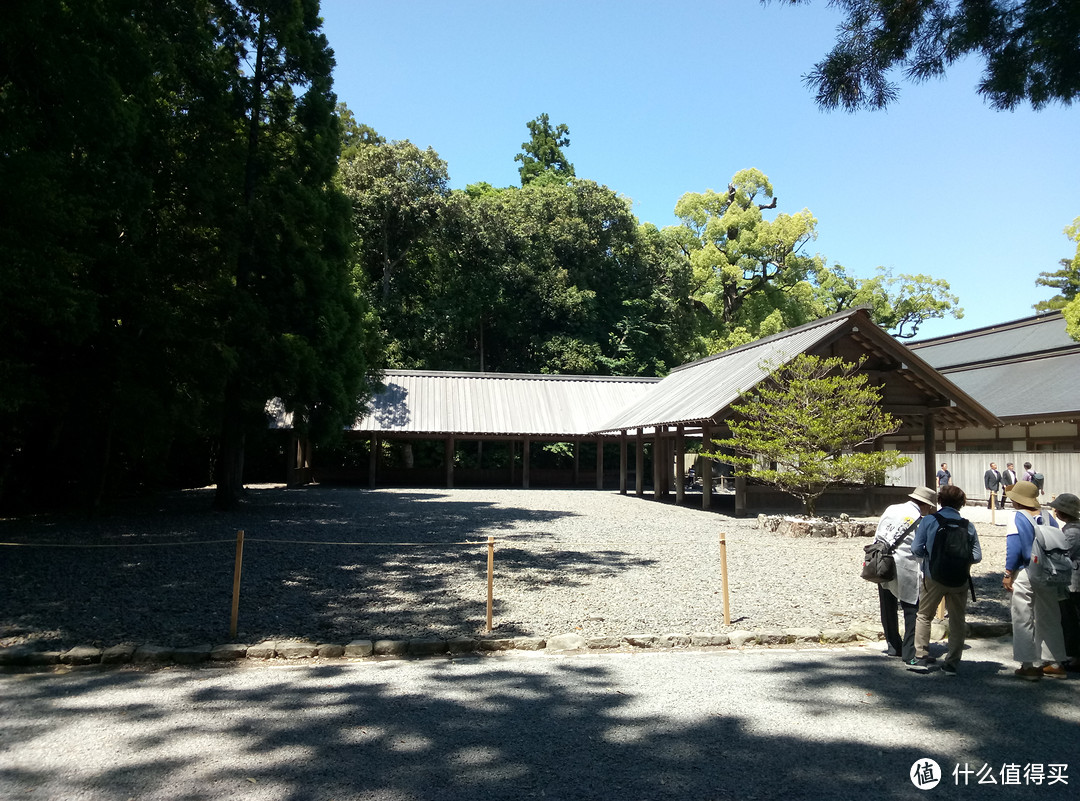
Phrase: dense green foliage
[
  {"left": 663, "top": 169, "right": 961, "bottom": 351},
  {"left": 2, "top": 7, "right": 970, "bottom": 510},
  {"left": 708, "top": 354, "right": 911, "bottom": 516},
  {"left": 774, "top": 0, "right": 1080, "bottom": 111},
  {"left": 1047, "top": 217, "right": 1080, "bottom": 339},
  {"left": 515, "top": 113, "right": 576, "bottom": 186},
  {"left": 0, "top": 1, "right": 378, "bottom": 510}
]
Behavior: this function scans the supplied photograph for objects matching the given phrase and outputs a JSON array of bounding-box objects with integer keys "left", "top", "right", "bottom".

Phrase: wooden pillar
[
  {"left": 635, "top": 428, "right": 644, "bottom": 496},
  {"left": 653, "top": 428, "right": 663, "bottom": 499},
  {"left": 675, "top": 426, "right": 685, "bottom": 504},
  {"left": 595, "top": 437, "right": 605, "bottom": 490},
  {"left": 619, "top": 431, "right": 628, "bottom": 495},
  {"left": 368, "top": 434, "right": 379, "bottom": 489},
  {"left": 923, "top": 412, "right": 936, "bottom": 490},
  {"left": 445, "top": 436, "right": 455, "bottom": 489},
  {"left": 509, "top": 440, "right": 516, "bottom": 485},
  {"left": 573, "top": 439, "right": 580, "bottom": 487},
  {"left": 702, "top": 422, "right": 713, "bottom": 510},
  {"left": 523, "top": 437, "right": 531, "bottom": 489},
  {"left": 735, "top": 474, "right": 747, "bottom": 517}
]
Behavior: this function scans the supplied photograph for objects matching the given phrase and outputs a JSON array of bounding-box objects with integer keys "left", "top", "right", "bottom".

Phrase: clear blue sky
[{"left": 319, "top": 0, "right": 1079, "bottom": 340}]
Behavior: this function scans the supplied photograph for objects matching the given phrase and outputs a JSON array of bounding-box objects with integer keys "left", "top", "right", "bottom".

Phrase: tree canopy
[
  {"left": 0, "top": 1, "right": 378, "bottom": 510},
  {"left": 1047, "top": 217, "right": 1080, "bottom": 339},
  {"left": 666, "top": 169, "right": 962, "bottom": 351},
  {"left": 515, "top": 113, "right": 576, "bottom": 186},
  {"left": 773, "top": 0, "right": 1080, "bottom": 111},
  {"left": 708, "top": 354, "right": 911, "bottom": 516}
]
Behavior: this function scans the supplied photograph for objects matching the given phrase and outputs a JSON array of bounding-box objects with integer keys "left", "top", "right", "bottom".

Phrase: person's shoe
[
  {"left": 906, "top": 657, "right": 931, "bottom": 674},
  {"left": 1064, "top": 661, "right": 1080, "bottom": 673},
  {"left": 1015, "top": 666, "right": 1042, "bottom": 681},
  {"left": 941, "top": 662, "right": 958, "bottom": 676},
  {"left": 1041, "top": 664, "right": 1068, "bottom": 679}
]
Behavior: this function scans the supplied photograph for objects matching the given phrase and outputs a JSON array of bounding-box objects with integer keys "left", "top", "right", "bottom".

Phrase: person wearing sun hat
[
  {"left": 1003, "top": 480, "right": 1068, "bottom": 680},
  {"left": 1048, "top": 492, "right": 1080, "bottom": 671},
  {"left": 873, "top": 486, "right": 937, "bottom": 663}
]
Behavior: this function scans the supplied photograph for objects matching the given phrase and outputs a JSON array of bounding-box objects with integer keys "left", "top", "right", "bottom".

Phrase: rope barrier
[{"left": 0, "top": 538, "right": 488, "bottom": 549}]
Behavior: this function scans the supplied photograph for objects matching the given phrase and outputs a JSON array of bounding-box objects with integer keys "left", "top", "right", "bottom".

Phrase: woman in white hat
[{"left": 1003, "top": 481, "right": 1068, "bottom": 680}]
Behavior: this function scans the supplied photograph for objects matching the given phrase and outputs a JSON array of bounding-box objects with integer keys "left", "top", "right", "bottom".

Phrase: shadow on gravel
[
  {"left": 2, "top": 648, "right": 1079, "bottom": 801},
  {"left": 0, "top": 487, "right": 656, "bottom": 648}
]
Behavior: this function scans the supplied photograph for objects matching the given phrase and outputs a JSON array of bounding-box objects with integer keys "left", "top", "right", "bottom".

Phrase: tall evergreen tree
[
  {"left": 210, "top": 0, "right": 377, "bottom": 509},
  {"left": 515, "top": 113, "right": 575, "bottom": 186}
]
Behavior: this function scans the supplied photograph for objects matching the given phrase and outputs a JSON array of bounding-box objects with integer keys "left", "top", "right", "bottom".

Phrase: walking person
[
  {"left": 873, "top": 487, "right": 937, "bottom": 662},
  {"left": 1003, "top": 481, "right": 1068, "bottom": 680},
  {"left": 984, "top": 462, "right": 1002, "bottom": 510},
  {"left": 909, "top": 485, "right": 982, "bottom": 675},
  {"left": 1047, "top": 493, "right": 1080, "bottom": 672}
]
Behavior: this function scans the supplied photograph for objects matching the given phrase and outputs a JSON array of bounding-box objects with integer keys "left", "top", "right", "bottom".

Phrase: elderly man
[
  {"left": 984, "top": 462, "right": 1002, "bottom": 510},
  {"left": 874, "top": 486, "right": 938, "bottom": 663}
]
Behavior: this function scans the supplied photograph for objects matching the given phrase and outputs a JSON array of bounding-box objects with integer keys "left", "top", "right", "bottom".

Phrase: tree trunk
[{"left": 214, "top": 389, "right": 246, "bottom": 510}]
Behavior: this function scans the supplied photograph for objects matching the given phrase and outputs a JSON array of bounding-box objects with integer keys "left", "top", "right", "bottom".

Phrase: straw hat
[
  {"left": 908, "top": 486, "right": 937, "bottom": 506},
  {"left": 1006, "top": 480, "right": 1041, "bottom": 509},
  {"left": 1050, "top": 493, "right": 1080, "bottom": 520}
]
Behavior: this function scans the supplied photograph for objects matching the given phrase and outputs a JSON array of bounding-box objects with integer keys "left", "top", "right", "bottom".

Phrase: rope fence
[{"left": 0, "top": 530, "right": 734, "bottom": 640}]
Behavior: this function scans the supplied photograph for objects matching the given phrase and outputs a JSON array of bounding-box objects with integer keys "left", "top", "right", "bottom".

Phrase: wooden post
[
  {"left": 573, "top": 439, "right": 580, "bottom": 487},
  {"left": 619, "top": 431, "right": 627, "bottom": 495},
  {"left": 486, "top": 536, "right": 495, "bottom": 633},
  {"left": 595, "top": 437, "right": 604, "bottom": 490},
  {"left": 702, "top": 422, "right": 713, "bottom": 510},
  {"left": 653, "top": 428, "right": 662, "bottom": 499},
  {"left": 719, "top": 532, "right": 731, "bottom": 626},
  {"left": 635, "top": 428, "right": 644, "bottom": 496},
  {"left": 675, "top": 426, "right": 685, "bottom": 504},
  {"left": 523, "top": 437, "right": 531, "bottom": 489},
  {"left": 445, "top": 436, "right": 455, "bottom": 489},
  {"left": 368, "top": 434, "right": 378, "bottom": 489},
  {"left": 230, "top": 530, "right": 245, "bottom": 639}
]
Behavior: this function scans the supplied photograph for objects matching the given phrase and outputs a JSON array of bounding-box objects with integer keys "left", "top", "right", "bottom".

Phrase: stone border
[{"left": 0, "top": 622, "right": 1013, "bottom": 668}]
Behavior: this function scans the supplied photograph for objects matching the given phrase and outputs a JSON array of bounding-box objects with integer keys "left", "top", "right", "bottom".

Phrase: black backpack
[
  {"left": 1032, "top": 472, "right": 1045, "bottom": 491},
  {"left": 928, "top": 512, "right": 973, "bottom": 588}
]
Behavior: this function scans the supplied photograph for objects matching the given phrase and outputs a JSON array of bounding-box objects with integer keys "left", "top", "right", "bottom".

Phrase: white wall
[{"left": 887, "top": 452, "right": 1080, "bottom": 501}]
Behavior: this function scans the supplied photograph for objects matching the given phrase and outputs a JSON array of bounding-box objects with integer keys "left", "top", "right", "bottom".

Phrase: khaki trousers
[{"left": 914, "top": 575, "right": 969, "bottom": 666}]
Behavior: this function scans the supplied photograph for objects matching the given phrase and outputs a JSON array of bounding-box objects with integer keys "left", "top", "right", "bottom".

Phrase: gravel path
[{"left": 0, "top": 486, "right": 1012, "bottom": 651}]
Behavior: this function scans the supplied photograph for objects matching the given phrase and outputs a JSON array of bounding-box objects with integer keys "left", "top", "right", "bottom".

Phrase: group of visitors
[{"left": 873, "top": 479, "right": 1080, "bottom": 679}]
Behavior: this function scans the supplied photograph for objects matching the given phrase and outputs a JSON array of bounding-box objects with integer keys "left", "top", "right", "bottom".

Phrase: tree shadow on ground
[
  {"left": 0, "top": 487, "right": 656, "bottom": 648},
  {"left": 2, "top": 644, "right": 1078, "bottom": 801}
]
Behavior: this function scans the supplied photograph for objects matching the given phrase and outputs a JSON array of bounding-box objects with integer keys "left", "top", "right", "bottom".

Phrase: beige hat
[
  {"left": 908, "top": 486, "right": 937, "bottom": 506},
  {"left": 1006, "top": 480, "right": 1041, "bottom": 509}
]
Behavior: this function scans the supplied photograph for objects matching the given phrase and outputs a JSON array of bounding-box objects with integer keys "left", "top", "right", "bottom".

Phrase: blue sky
[{"left": 319, "top": 0, "right": 1080, "bottom": 340}]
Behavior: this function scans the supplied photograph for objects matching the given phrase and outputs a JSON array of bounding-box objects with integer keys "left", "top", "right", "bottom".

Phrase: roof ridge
[
  {"left": 670, "top": 307, "right": 869, "bottom": 373},
  {"left": 909, "top": 309, "right": 1065, "bottom": 347},
  {"left": 380, "top": 369, "right": 660, "bottom": 383}
]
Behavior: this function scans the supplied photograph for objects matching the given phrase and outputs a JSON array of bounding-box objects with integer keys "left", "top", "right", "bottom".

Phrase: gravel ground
[{"left": 0, "top": 485, "right": 1012, "bottom": 651}]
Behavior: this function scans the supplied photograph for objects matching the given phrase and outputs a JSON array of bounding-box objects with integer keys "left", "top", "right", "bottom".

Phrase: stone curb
[{"left": 0, "top": 622, "right": 1013, "bottom": 668}]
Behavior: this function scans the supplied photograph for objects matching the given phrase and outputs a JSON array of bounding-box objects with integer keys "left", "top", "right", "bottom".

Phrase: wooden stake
[
  {"left": 486, "top": 536, "right": 495, "bottom": 633},
  {"left": 719, "top": 532, "right": 731, "bottom": 626},
  {"left": 230, "top": 530, "right": 245, "bottom": 640}
]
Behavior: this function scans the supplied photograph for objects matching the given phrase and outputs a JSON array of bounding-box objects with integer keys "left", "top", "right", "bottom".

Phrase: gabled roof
[
  {"left": 593, "top": 307, "right": 1000, "bottom": 433},
  {"left": 908, "top": 310, "right": 1080, "bottom": 422},
  {"left": 349, "top": 370, "right": 660, "bottom": 437}
]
